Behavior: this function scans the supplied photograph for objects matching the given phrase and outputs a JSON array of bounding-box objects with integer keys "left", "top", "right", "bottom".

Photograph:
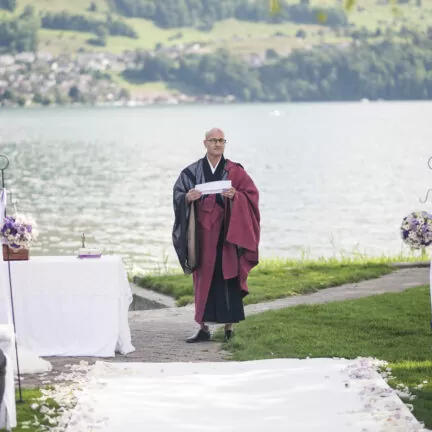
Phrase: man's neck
[{"left": 207, "top": 154, "right": 222, "bottom": 169}]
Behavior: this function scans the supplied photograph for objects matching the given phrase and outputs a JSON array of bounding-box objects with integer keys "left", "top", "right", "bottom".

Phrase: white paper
[{"left": 195, "top": 180, "right": 231, "bottom": 195}]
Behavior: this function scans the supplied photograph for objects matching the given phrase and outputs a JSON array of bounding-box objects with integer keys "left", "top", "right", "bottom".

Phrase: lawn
[
  {"left": 135, "top": 253, "right": 427, "bottom": 307},
  {"left": 221, "top": 285, "right": 432, "bottom": 428},
  {"left": 0, "top": 388, "right": 59, "bottom": 432}
]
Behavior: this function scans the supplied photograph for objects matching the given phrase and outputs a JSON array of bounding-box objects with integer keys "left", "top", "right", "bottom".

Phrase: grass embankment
[
  {"left": 135, "top": 253, "right": 427, "bottom": 307},
  {"left": 220, "top": 286, "right": 432, "bottom": 429},
  {"left": 0, "top": 389, "right": 59, "bottom": 432}
]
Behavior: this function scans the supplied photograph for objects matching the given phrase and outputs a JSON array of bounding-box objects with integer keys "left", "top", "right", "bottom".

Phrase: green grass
[
  {"left": 0, "top": 388, "right": 60, "bottom": 432},
  {"left": 38, "top": 29, "right": 94, "bottom": 55},
  {"left": 135, "top": 252, "right": 428, "bottom": 307},
  {"left": 221, "top": 286, "right": 432, "bottom": 428}
]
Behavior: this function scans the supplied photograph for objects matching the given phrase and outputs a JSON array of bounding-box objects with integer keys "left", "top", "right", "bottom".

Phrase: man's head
[{"left": 204, "top": 128, "right": 226, "bottom": 158}]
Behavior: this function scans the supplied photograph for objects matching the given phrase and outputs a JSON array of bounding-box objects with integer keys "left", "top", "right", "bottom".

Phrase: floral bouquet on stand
[
  {"left": 1, "top": 213, "right": 38, "bottom": 261},
  {"left": 400, "top": 211, "right": 432, "bottom": 256}
]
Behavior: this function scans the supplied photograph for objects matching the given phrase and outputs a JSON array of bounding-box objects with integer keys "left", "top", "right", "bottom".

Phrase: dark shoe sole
[
  {"left": 186, "top": 338, "right": 211, "bottom": 343},
  {"left": 186, "top": 329, "right": 211, "bottom": 343}
]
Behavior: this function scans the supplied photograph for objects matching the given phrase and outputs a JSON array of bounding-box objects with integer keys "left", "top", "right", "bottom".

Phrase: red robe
[{"left": 192, "top": 160, "right": 260, "bottom": 323}]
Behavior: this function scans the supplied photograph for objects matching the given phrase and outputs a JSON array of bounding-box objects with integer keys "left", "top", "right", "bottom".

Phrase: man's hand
[
  {"left": 222, "top": 187, "right": 236, "bottom": 200},
  {"left": 186, "top": 189, "right": 202, "bottom": 203}
]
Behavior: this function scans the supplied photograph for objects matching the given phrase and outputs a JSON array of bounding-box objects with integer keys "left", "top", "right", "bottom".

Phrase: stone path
[{"left": 19, "top": 267, "right": 430, "bottom": 388}]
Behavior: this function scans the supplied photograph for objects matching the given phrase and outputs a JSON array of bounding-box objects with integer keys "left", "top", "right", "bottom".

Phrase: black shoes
[
  {"left": 186, "top": 328, "right": 211, "bottom": 343},
  {"left": 224, "top": 329, "right": 234, "bottom": 342},
  {"left": 186, "top": 327, "right": 234, "bottom": 343}
]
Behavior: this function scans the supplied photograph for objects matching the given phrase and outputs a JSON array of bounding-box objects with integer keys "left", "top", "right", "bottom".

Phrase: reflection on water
[{"left": 1, "top": 102, "right": 431, "bottom": 272}]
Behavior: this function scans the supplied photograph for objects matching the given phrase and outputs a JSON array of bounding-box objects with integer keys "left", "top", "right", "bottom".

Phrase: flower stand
[{"left": 2, "top": 245, "right": 29, "bottom": 261}]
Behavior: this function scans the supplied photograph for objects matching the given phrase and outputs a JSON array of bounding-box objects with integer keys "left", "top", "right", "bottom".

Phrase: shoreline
[{"left": 2, "top": 98, "right": 432, "bottom": 110}]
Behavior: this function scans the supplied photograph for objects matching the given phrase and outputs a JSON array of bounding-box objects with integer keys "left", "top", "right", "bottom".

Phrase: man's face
[{"left": 204, "top": 130, "right": 226, "bottom": 157}]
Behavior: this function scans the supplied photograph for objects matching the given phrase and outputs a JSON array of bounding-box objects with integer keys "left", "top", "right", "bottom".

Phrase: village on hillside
[{"left": 0, "top": 33, "right": 352, "bottom": 107}]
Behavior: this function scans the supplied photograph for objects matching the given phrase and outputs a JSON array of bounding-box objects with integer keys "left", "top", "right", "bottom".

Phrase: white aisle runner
[{"left": 62, "top": 358, "right": 425, "bottom": 432}]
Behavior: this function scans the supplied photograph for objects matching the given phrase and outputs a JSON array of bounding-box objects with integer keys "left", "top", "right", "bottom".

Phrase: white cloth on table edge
[
  {"left": 0, "top": 325, "right": 17, "bottom": 431},
  {"left": 0, "top": 256, "right": 135, "bottom": 357},
  {"left": 1, "top": 188, "right": 53, "bottom": 374}
]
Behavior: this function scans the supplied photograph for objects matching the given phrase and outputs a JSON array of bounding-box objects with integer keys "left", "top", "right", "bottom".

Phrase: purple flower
[{"left": 400, "top": 211, "right": 432, "bottom": 248}]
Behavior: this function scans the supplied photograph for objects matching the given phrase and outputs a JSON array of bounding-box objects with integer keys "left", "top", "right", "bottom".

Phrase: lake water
[{"left": 1, "top": 101, "right": 431, "bottom": 273}]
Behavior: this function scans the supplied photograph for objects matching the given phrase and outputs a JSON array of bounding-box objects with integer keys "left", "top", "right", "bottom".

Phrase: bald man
[{"left": 172, "top": 128, "right": 260, "bottom": 343}]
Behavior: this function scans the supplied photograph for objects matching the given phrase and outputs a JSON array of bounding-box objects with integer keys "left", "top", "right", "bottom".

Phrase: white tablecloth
[
  {"left": 0, "top": 256, "right": 135, "bottom": 357},
  {"left": 0, "top": 325, "right": 17, "bottom": 431}
]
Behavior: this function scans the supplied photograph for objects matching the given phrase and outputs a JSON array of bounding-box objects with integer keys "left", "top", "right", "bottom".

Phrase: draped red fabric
[{"left": 192, "top": 160, "right": 260, "bottom": 323}]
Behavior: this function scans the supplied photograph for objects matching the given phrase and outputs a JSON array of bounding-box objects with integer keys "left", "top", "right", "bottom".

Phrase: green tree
[
  {"left": 0, "top": 12, "right": 40, "bottom": 53},
  {"left": 119, "top": 88, "right": 131, "bottom": 100},
  {"left": 266, "top": 48, "right": 279, "bottom": 59},
  {"left": 41, "top": 11, "right": 137, "bottom": 39},
  {"left": 54, "top": 88, "right": 69, "bottom": 105},
  {"left": 16, "top": 95, "right": 26, "bottom": 107},
  {"left": 33, "top": 92, "right": 44, "bottom": 104},
  {"left": 296, "top": 28, "right": 307, "bottom": 38},
  {"left": 95, "top": 24, "right": 109, "bottom": 46},
  {"left": 122, "top": 35, "right": 432, "bottom": 102},
  {"left": 20, "top": 4, "right": 35, "bottom": 18},
  {"left": 0, "top": 0, "right": 16, "bottom": 12},
  {"left": 68, "top": 86, "right": 81, "bottom": 102},
  {"left": 89, "top": 1, "right": 98, "bottom": 12},
  {"left": 1, "top": 88, "right": 16, "bottom": 101},
  {"left": 109, "top": 0, "right": 347, "bottom": 28}
]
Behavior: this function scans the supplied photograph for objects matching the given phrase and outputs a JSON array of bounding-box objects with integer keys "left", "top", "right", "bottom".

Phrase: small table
[
  {"left": 0, "top": 325, "right": 16, "bottom": 431},
  {"left": 0, "top": 256, "right": 135, "bottom": 357}
]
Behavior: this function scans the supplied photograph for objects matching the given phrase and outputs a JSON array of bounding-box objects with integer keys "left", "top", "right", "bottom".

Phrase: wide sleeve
[
  {"left": 172, "top": 168, "right": 200, "bottom": 275},
  {"left": 226, "top": 170, "right": 260, "bottom": 253},
  {"left": 172, "top": 172, "right": 190, "bottom": 272}
]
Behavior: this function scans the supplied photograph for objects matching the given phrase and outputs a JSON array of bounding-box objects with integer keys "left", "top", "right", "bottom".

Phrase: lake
[{"left": 1, "top": 101, "right": 431, "bottom": 273}]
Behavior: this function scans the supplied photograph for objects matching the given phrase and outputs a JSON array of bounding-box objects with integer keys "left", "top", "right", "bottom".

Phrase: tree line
[
  {"left": 41, "top": 11, "right": 138, "bottom": 43},
  {"left": 0, "top": 0, "right": 16, "bottom": 12},
  {"left": 108, "top": 0, "right": 348, "bottom": 29},
  {"left": 0, "top": 7, "right": 39, "bottom": 54},
  {"left": 124, "top": 34, "right": 432, "bottom": 101},
  {"left": 0, "top": 7, "right": 138, "bottom": 52}
]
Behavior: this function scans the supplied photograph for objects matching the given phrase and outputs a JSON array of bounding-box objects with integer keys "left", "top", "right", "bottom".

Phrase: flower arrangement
[
  {"left": 1, "top": 213, "right": 38, "bottom": 251},
  {"left": 400, "top": 211, "right": 432, "bottom": 249}
]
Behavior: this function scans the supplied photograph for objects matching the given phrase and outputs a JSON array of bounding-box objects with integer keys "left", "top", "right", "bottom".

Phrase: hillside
[
  {"left": 0, "top": 0, "right": 431, "bottom": 106},
  {"left": 1, "top": 0, "right": 431, "bottom": 56}
]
